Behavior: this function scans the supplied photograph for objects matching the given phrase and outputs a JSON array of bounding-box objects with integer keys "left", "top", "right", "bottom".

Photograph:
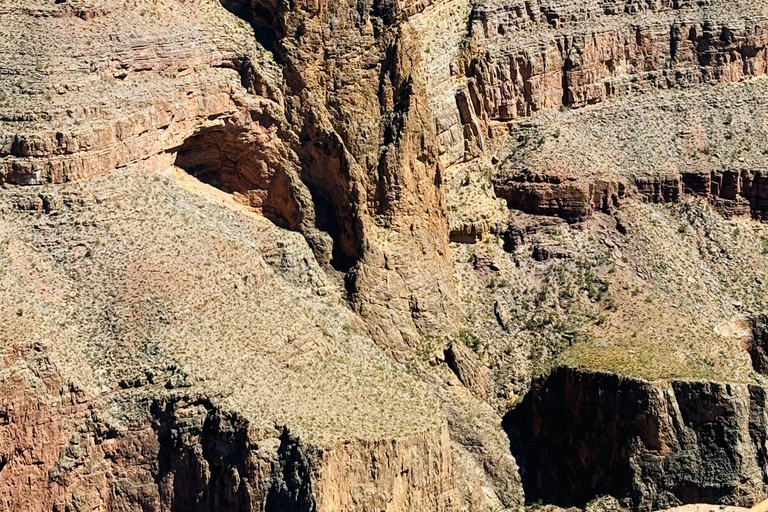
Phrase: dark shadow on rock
[
  {"left": 503, "top": 366, "right": 768, "bottom": 512},
  {"left": 749, "top": 314, "right": 768, "bottom": 374},
  {"left": 218, "top": 0, "right": 281, "bottom": 58},
  {"left": 172, "top": 127, "right": 301, "bottom": 231},
  {"left": 502, "top": 392, "right": 544, "bottom": 506},
  {"left": 152, "top": 398, "right": 315, "bottom": 512}
]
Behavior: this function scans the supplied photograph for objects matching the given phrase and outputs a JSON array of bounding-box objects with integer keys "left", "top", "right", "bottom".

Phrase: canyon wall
[
  {"left": 466, "top": 0, "right": 768, "bottom": 122},
  {"left": 507, "top": 366, "right": 768, "bottom": 512},
  {"left": 7, "top": 0, "right": 768, "bottom": 511},
  {"left": 0, "top": 354, "right": 455, "bottom": 512},
  {"left": 1, "top": 0, "right": 463, "bottom": 359}
]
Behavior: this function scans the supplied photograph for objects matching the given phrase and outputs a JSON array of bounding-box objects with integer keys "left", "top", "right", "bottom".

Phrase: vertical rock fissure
[{"left": 212, "top": 0, "right": 457, "bottom": 355}]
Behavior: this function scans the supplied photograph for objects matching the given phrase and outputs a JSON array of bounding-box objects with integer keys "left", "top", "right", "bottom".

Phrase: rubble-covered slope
[{"left": 0, "top": 170, "right": 456, "bottom": 512}]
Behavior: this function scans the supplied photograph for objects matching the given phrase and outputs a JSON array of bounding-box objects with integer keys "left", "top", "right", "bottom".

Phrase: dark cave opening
[
  {"left": 218, "top": 0, "right": 281, "bottom": 57},
  {"left": 172, "top": 127, "right": 300, "bottom": 231}
]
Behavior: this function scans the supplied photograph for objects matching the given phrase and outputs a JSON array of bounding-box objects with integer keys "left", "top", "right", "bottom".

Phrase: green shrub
[{"left": 458, "top": 328, "right": 484, "bottom": 354}]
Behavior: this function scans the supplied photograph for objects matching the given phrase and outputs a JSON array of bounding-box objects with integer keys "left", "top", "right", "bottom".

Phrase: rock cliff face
[
  {"left": 0, "top": 170, "right": 460, "bottom": 512},
  {"left": 490, "top": 75, "right": 768, "bottom": 231},
  {"left": 241, "top": 0, "right": 460, "bottom": 357},
  {"left": 8, "top": 0, "right": 768, "bottom": 511},
  {"left": 494, "top": 169, "right": 628, "bottom": 222},
  {"left": 0, "top": 352, "right": 454, "bottom": 512},
  {"left": 465, "top": 0, "right": 768, "bottom": 123},
  {"left": 507, "top": 366, "right": 768, "bottom": 512},
  {"left": 1, "top": 0, "right": 461, "bottom": 359}
]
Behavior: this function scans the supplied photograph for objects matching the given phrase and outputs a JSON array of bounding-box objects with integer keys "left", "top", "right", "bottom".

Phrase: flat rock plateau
[{"left": 5, "top": 0, "right": 768, "bottom": 511}]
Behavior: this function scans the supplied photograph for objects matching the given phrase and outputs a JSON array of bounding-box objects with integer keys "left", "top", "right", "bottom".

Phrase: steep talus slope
[{"left": 0, "top": 170, "right": 455, "bottom": 511}]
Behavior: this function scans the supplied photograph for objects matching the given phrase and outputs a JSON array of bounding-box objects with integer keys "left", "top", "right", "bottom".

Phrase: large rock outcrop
[
  {"left": 1, "top": 0, "right": 461, "bottom": 359},
  {"left": 0, "top": 352, "right": 455, "bottom": 512},
  {"left": 494, "top": 168, "right": 628, "bottom": 222},
  {"left": 507, "top": 366, "right": 768, "bottom": 512},
  {"left": 465, "top": 0, "right": 768, "bottom": 123}
]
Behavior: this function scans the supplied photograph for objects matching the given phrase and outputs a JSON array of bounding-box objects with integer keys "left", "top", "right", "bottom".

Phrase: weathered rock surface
[
  {"left": 1, "top": 357, "right": 455, "bottom": 512},
  {"left": 490, "top": 75, "right": 768, "bottom": 228},
  {"left": 465, "top": 0, "right": 768, "bottom": 123},
  {"left": 494, "top": 168, "right": 628, "bottom": 222},
  {"left": 507, "top": 366, "right": 768, "bottom": 512},
  {"left": 660, "top": 505, "right": 749, "bottom": 512},
  {"left": 634, "top": 169, "right": 768, "bottom": 220},
  {"left": 1, "top": 0, "right": 460, "bottom": 360},
  {"left": 445, "top": 341, "right": 493, "bottom": 397},
  {"left": 10, "top": 0, "right": 768, "bottom": 510},
  {"left": 750, "top": 314, "right": 768, "bottom": 375},
  {"left": 0, "top": 171, "right": 458, "bottom": 512}
]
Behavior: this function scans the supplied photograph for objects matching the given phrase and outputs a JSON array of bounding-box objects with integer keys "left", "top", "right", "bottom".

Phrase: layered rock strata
[
  {"left": 1, "top": 0, "right": 462, "bottom": 359},
  {"left": 466, "top": 0, "right": 768, "bottom": 123},
  {"left": 494, "top": 169, "right": 628, "bottom": 222},
  {"left": 507, "top": 366, "right": 768, "bottom": 512},
  {"left": 488, "top": 76, "right": 768, "bottom": 227},
  {"left": 9, "top": 0, "right": 768, "bottom": 511}
]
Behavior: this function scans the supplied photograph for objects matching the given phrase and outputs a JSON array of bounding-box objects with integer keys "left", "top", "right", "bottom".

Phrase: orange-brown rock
[
  {"left": 11, "top": 0, "right": 768, "bottom": 511},
  {"left": 634, "top": 170, "right": 768, "bottom": 219},
  {"left": 494, "top": 169, "right": 627, "bottom": 221},
  {"left": 465, "top": 0, "right": 768, "bottom": 124}
]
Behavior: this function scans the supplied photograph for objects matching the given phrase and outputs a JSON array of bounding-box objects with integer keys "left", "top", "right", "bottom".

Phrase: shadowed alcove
[{"left": 173, "top": 127, "right": 301, "bottom": 231}]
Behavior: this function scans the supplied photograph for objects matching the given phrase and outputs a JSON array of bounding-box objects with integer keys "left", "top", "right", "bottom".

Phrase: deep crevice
[
  {"left": 307, "top": 185, "right": 356, "bottom": 273},
  {"left": 295, "top": 117, "right": 363, "bottom": 273},
  {"left": 215, "top": 0, "right": 365, "bottom": 276}
]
